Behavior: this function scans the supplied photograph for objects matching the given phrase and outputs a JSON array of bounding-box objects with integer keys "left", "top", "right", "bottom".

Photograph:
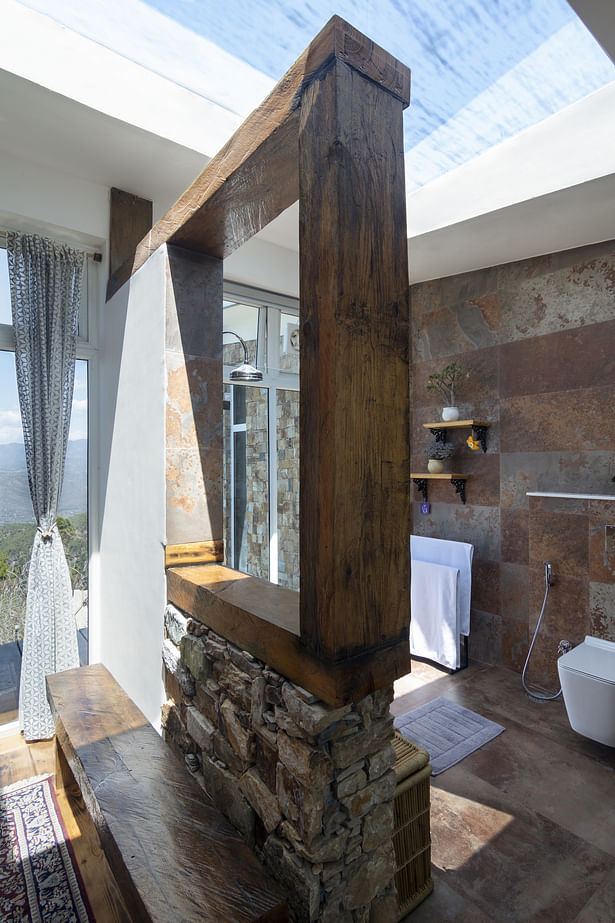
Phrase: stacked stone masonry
[{"left": 162, "top": 603, "right": 399, "bottom": 923}]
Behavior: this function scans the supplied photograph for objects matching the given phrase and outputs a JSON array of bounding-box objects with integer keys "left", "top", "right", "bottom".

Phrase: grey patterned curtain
[{"left": 7, "top": 232, "right": 84, "bottom": 741}]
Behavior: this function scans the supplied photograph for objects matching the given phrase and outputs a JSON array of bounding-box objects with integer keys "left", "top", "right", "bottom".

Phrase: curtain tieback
[{"left": 37, "top": 524, "right": 58, "bottom": 542}]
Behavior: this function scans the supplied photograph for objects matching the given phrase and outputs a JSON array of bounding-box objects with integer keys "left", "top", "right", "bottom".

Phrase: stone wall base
[{"left": 162, "top": 604, "right": 398, "bottom": 922}]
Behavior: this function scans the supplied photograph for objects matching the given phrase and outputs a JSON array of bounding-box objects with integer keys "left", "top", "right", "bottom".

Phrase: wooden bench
[{"left": 46, "top": 663, "right": 288, "bottom": 923}]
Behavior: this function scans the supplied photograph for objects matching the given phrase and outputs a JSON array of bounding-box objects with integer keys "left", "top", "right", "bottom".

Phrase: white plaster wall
[
  {"left": 97, "top": 249, "right": 166, "bottom": 728},
  {"left": 0, "top": 149, "right": 108, "bottom": 248},
  {"left": 225, "top": 237, "right": 300, "bottom": 299}
]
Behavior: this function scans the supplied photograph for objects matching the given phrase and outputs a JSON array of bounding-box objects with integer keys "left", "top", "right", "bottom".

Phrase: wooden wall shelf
[
  {"left": 411, "top": 473, "right": 468, "bottom": 505},
  {"left": 423, "top": 419, "right": 490, "bottom": 453}
]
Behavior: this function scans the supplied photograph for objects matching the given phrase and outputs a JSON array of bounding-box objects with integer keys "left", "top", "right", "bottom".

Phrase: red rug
[{"left": 0, "top": 774, "right": 93, "bottom": 922}]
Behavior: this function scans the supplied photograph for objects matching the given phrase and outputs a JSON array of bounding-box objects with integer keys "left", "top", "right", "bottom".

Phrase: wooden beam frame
[
  {"left": 107, "top": 17, "right": 409, "bottom": 298},
  {"left": 117, "top": 16, "right": 411, "bottom": 704},
  {"left": 167, "top": 565, "right": 410, "bottom": 706}
]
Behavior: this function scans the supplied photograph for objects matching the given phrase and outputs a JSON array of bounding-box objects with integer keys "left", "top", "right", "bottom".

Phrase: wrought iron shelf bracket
[
  {"left": 410, "top": 474, "right": 468, "bottom": 505},
  {"left": 412, "top": 478, "right": 428, "bottom": 502},
  {"left": 423, "top": 419, "right": 490, "bottom": 453}
]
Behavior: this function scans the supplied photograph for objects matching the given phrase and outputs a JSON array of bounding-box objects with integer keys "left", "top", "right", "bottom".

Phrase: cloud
[
  {"left": 71, "top": 398, "right": 88, "bottom": 412},
  {"left": 0, "top": 409, "right": 24, "bottom": 444}
]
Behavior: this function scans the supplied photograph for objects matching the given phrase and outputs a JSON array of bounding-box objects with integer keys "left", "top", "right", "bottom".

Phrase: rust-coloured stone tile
[
  {"left": 166, "top": 445, "right": 223, "bottom": 545},
  {"left": 410, "top": 279, "right": 441, "bottom": 321},
  {"left": 589, "top": 582, "right": 615, "bottom": 639},
  {"left": 498, "top": 240, "right": 615, "bottom": 343},
  {"left": 459, "top": 452, "right": 500, "bottom": 507},
  {"left": 500, "top": 452, "right": 615, "bottom": 509},
  {"left": 501, "top": 618, "right": 528, "bottom": 673},
  {"left": 501, "top": 509, "right": 529, "bottom": 564},
  {"left": 166, "top": 354, "right": 223, "bottom": 451},
  {"left": 589, "top": 502, "right": 615, "bottom": 584},
  {"left": 523, "top": 626, "right": 562, "bottom": 691},
  {"left": 500, "top": 563, "right": 529, "bottom": 625},
  {"left": 500, "top": 319, "right": 615, "bottom": 398},
  {"left": 412, "top": 504, "right": 501, "bottom": 560},
  {"left": 439, "top": 265, "right": 499, "bottom": 307},
  {"left": 469, "top": 609, "right": 501, "bottom": 665},
  {"left": 530, "top": 495, "right": 588, "bottom": 515},
  {"left": 472, "top": 559, "right": 500, "bottom": 615},
  {"left": 500, "top": 388, "right": 615, "bottom": 453},
  {"left": 528, "top": 569, "right": 589, "bottom": 641},
  {"left": 529, "top": 507, "right": 589, "bottom": 577}
]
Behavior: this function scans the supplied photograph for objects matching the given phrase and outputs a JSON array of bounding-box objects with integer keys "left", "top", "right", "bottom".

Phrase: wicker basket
[{"left": 392, "top": 731, "right": 433, "bottom": 919}]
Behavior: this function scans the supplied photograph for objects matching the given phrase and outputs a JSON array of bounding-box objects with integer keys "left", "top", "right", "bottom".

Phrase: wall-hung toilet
[{"left": 558, "top": 636, "right": 615, "bottom": 747}]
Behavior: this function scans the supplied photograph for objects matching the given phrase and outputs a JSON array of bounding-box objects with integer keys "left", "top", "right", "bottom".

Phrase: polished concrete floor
[{"left": 392, "top": 660, "right": 615, "bottom": 922}]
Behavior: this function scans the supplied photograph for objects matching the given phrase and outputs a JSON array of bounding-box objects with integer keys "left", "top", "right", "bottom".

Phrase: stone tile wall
[
  {"left": 525, "top": 495, "right": 615, "bottom": 690},
  {"left": 410, "top": 239, "right": 615, "bottom": 681},
  {"left": 162, "top": 604, "right": 398, "bottom": 923}
]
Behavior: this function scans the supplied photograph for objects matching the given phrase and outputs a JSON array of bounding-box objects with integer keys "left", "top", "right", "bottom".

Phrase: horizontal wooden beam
[
  {"left": 106, "top": 15, "right": 410, "bottom": 300},
  {"left": 164, "top": 540, "right": 224, "bottom": 568},
  {"left": 166, "top": 564, "right": 410, "bottom": 707}
]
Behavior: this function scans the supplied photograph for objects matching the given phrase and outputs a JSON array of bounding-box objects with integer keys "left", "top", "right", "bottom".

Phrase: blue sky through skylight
[
  {"left": 142, "top": 0, "right": 615, "bottom": 188},
  {"left": 17, "top": 0, "right": 615, "bottom": 190}
]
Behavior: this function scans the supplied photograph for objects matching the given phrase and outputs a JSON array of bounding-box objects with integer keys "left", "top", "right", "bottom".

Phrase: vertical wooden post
[{"left": 299, "top": 50, "right": 410, "bottom": 662}]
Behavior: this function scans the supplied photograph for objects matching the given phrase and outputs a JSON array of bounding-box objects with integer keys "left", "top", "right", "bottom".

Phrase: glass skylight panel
[{"left": 22, "top": 0, "right": 615, "bottom": 191}]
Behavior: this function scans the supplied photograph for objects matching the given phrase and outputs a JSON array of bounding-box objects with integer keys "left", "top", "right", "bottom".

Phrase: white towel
[
  {"left": 411, "top": 535, "right": 474, "bottom": 635},
  {"left": 410, "top": 560, "right": 461, "bottom": 670}
]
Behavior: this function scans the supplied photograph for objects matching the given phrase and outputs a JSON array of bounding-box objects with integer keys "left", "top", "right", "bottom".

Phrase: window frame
[{"left": 223, "top": 282, "right": 299, "bottom": 587}]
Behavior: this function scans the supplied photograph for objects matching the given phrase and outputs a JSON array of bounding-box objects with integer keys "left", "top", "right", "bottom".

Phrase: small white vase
[
  {"left": 427, "top": 458, "right": 444, "bottom": 474},
  {"left": 442, "top": 406, "right": 460, "bottom": 422}
]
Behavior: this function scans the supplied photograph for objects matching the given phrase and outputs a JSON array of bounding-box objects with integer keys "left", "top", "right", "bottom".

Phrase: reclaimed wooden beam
[
  {"left": 106, "top": 16, "right": 410, "bottom": 300},
  {"left": 109, "top": 187, "right": 152, "bottom": 278},
  {"left": 167, "top": 565, "right": 410, "bottom": 707},
  {"left": 47, "top": 665, "right": 288, "bottom": 922},
  {"left": 298, "top": 54, "right": 411, "bottom": 661},
  {"left": 164, "top": 540, "right": 224, "bottom": 568}
]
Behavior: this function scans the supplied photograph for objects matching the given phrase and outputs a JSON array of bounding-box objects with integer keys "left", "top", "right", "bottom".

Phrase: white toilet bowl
[{"left": 558, "top": 636, "right": 615, "bottom": 747}]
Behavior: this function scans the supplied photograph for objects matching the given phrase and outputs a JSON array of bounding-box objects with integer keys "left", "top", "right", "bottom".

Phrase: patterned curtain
[{"left": 7, "top": 232, "right": 84, "bottom": 741}]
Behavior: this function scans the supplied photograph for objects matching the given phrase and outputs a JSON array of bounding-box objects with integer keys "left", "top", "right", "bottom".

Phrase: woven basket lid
[{"left": 392, "top": 730, "right": 430, "bottom": 782}]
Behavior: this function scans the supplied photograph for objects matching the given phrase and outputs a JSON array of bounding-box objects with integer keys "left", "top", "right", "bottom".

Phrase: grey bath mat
[{"left": 394, "top": 697, "right": 505, "bottom": 775}]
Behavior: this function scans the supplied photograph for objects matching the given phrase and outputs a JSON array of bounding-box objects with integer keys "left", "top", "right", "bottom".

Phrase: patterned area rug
[
  {"left": 394, "top": 696, "right": 505, "bottom": 775},
  {"left": 0, "top": 774, "right": 92, "bottom": 922}
]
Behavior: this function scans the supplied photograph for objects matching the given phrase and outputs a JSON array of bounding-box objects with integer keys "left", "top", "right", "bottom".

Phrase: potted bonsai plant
[
  {"left": 427, "top": 440, "right": 456, "bottom": 474},
  {"left": 426, "top": 361, "right": 468, "bottom": 421}
]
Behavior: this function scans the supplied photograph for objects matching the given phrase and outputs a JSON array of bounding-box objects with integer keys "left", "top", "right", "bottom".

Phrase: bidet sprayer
[{"left": 544, "top": 562, "right": 553, "bottom": 588}]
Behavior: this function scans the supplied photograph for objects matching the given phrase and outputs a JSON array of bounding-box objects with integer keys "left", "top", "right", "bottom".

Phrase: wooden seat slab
[{"left": 46, "top": 663, "right": 287, "bottom": 923}]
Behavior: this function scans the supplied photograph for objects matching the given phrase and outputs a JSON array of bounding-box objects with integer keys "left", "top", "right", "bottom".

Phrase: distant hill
[{"left": 0, "top": 439, "right": 87, "bottom": 523}]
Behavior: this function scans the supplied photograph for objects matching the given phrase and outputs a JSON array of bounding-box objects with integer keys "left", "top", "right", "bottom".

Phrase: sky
[
  {"left": 0, "top": 249, "right": 87, "bottom": 445},
  {"left": 18, "top": 0, "right": 615, "bottom": 190}
]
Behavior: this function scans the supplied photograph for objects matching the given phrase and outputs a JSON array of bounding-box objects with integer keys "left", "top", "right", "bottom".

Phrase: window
[
  {"left": 0, "top": 236, "right": 97, "bottom": 726},
  {"left": 222, "top": 286, "right": 300, "bottom": 589}
]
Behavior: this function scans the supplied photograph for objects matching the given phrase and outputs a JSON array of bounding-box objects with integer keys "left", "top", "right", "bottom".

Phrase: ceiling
[{"left": 0, "top": 0, "right": 614, "bottom": 282}]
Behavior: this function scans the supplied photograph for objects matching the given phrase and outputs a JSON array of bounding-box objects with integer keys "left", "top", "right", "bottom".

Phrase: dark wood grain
[
  {"left": 109, "top": 188, "right": 153, "bottom": 278},
  {"left": 47, "top": 665, "right": 288, "bottom": 923},
  {"left": 167, "top": 565, "right": 410, "bottom": 706},
  {"left": 298, "top": 56, "right": 410, "bottom": 661},
  {"left": 106, "top": 16, "right": 410, "bottom": 299}
]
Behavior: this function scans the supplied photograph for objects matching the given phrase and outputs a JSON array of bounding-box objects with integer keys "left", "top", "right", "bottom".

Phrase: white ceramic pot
[
  {"left": 442, "top": 406, "right": 460, "bottom": 422},
  {"left": 427, "top": 458, "right": 444, "bottom": 474}
]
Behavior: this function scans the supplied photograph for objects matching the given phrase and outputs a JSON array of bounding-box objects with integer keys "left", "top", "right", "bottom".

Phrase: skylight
[{"left": 17, "top": 0, "right": 615, "bottom": 191}]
